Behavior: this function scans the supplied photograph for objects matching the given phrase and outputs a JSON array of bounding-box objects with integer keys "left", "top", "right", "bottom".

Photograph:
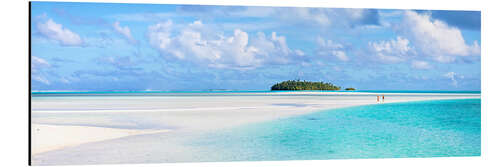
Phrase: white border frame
[{"left": 1, "top": 0, "right": 498, "bottom": 166}]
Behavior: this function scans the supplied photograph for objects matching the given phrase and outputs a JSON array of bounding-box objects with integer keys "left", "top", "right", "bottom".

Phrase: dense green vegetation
[
  {"left": 345, "top": 88, "right": 356, "bottom": 91},
  {"left": 271, "top": 80, "right": 342, "bottom": 91}
]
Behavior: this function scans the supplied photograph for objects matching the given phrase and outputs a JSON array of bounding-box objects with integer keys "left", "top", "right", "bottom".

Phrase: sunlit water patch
[{"left": 188, "top": 99, "right": 480, "bottom": 161}]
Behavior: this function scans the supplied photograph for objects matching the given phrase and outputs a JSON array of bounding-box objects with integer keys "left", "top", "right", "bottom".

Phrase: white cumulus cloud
[
  {"left": 36, "top": 18, "right": 83, "bottom": 46},
  {"left": 443, "top": 72, "right": 464, "bottom": 87},
  {"left": 112, "top": 21, "right": 136, "bottom": 44},
  {"left": 368, "top": 36, "right": 414, "bottom": 63},
  {"left": 398, "top": 11, "right": 480, "bottom": 63},
  {"left": 147, "top": 20, "right": 303, "bottom": 70},
  {"left": 316, "top": 37, "right": 349, "bottom": 62}
]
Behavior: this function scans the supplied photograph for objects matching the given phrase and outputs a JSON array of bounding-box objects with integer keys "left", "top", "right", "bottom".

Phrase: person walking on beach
[
  {"left": 382, "top": 95, "right": 385, "bottom": 102},
  {"left": 377, "top": 95, "right": 380, "bottom": 103}
]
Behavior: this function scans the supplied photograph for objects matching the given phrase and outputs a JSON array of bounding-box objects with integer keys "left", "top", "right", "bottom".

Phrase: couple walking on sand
[{"left": 377, "top": 95, "right": 385, "bottom": 103}]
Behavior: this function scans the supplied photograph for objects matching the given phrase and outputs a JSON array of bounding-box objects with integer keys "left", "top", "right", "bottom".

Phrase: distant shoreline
[{"left": 31, "top": 90, "right": 482, "bottom": 95}]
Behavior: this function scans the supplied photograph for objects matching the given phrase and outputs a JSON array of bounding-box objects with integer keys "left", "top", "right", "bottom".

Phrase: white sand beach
[
  {"left": 30, "top": 92, "right": 480, "bottom": 165},
  {"left": 31, "top": 124, "right": 169, "bottom": 155}
]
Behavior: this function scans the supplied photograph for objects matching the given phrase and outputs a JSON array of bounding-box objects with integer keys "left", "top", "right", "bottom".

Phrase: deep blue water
[{"left": 189, "top": 99, "right": 481, "bottom": 161}]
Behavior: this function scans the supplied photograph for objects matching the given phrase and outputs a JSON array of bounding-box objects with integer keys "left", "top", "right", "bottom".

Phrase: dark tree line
[{"left": 270, "top": 80, "right": 342, "bottom": 91}]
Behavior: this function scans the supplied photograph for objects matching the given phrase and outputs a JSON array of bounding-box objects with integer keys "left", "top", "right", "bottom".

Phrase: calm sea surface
[
  {"left": 188, "top": 99, "right": 481, "bottom": 161},
  {"left": 31, "top": 90, "right": 481, "bottom": 98}
]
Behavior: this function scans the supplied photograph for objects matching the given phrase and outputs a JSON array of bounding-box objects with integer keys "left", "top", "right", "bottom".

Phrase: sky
[{"left": 30, "top": 2, "right": 481, "bottom": 91}]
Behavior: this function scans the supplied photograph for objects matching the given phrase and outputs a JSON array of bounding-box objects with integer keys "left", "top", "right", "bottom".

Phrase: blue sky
[{"left": 30, "top": 2, "right": 481, "bottom": 91}]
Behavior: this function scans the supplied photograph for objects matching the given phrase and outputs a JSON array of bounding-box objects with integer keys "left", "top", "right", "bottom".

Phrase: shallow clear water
[
  {"left": 190, "top": 99, "right": 481, "bottom": 161},
  {"left": 31, "top": 90, "right": 481, "bottom": 97}
]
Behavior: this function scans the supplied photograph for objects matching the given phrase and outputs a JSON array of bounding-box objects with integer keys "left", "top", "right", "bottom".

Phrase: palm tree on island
[{"left": 271, "top": 80, "right": 354, "bottom": 91}]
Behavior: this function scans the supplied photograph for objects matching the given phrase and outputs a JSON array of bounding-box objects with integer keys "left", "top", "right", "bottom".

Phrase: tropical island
[{"left": 271, "top": 80, "right": 346, "bottom": 91}]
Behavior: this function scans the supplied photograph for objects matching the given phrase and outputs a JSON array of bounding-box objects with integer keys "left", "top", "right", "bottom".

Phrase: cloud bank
[
  {"left": 147, "top": 20, "right": 305, "bottom": 70},
  {"left": 397, "top": 11, "right": 480, "bottom": 63}
]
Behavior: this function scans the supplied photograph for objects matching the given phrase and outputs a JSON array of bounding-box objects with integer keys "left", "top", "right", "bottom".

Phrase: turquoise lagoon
[{"left": 189, "top": 99, "right": 481, "bottom": 161}]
